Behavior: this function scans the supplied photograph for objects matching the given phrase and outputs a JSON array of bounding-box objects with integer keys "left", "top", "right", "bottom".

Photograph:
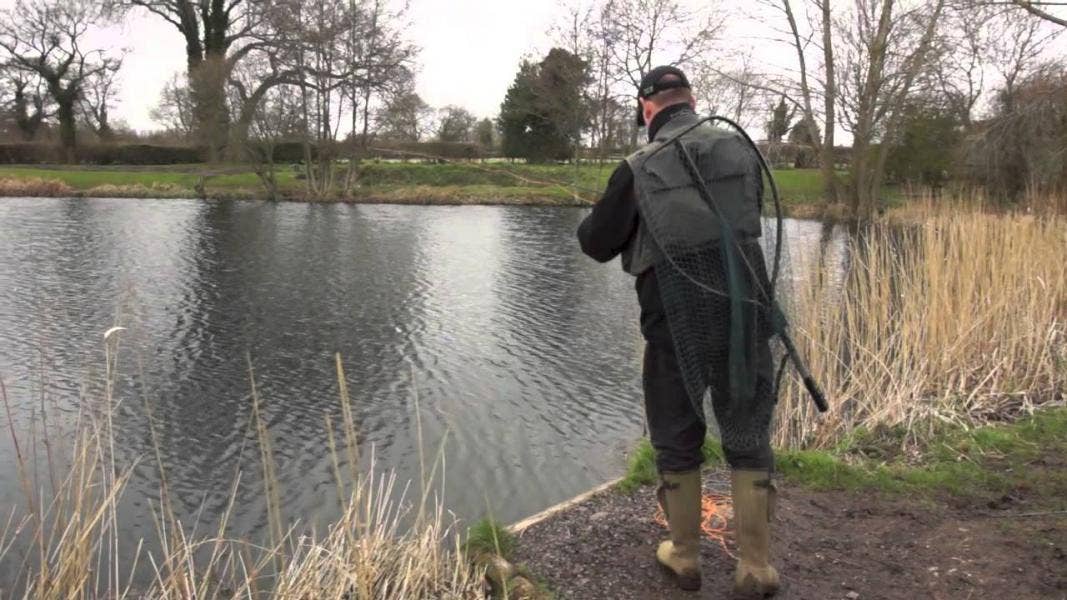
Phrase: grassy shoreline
[
  {"left": 0, "top": 162, "right": 833, "bottom": 212},
  {"left": 508, "top": 406, "right": 1066, "bottom": 599},
  {"left": 617, "top": 406, "right": 1066, "bottom": 499}
]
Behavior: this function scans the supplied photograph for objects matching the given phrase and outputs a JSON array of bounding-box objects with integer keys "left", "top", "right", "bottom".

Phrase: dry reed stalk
[
  {"left": 0, "top": 178, "right": 76, "bottom": 198},
  {"left": 777, "top": 199, "right": 1066, "bottom": 449},
  {"left": 1, "top": 345, "right": 483, "bottom": 599}
]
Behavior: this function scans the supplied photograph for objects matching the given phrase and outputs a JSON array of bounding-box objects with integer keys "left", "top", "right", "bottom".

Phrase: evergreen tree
[
  {"left": 885, "top": 100, "right": 961, "bottom": 186},
  {"left": 498, "top": 48, "right": 590, "bottom": 162},
  {"left": 789, "top": 116, "right": 821, "bottom": 147},
  {"left": 474, "top": 117, "right": 496, "bottom": 149},
  {"left": 766, "top": 96, "right": 793, "bottom": 143}
]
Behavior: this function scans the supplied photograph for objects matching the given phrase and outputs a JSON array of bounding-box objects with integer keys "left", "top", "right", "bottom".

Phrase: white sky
[
  {"left": 1, "top": 0, "right": 1064, "bottom": 133},
  {"left": 0, "top": 0, "right": 566, "bottom": 131}
]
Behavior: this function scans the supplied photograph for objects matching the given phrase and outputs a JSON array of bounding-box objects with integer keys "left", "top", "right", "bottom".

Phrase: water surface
[{"left": 0, "top": 197, "right": 848, "bottom": 564}]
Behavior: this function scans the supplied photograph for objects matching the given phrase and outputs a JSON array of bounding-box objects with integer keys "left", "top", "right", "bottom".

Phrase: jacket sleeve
[{"left": 577, "top": 161, "right": 639, "bottom": 263}]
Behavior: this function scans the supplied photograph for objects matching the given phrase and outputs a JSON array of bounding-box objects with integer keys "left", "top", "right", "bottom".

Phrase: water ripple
[{"left": 0, "top": 198, "right": 847, "bottom": 558}]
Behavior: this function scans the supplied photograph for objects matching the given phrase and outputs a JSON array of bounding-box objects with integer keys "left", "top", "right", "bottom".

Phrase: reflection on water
[{"left": 0, "top": 197, "right": 850, "bottom": 570}]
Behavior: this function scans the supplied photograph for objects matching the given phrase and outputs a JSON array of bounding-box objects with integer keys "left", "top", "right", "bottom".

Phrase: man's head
[{"left": 636, "top": 65, "right": 695, "bottom": 127}]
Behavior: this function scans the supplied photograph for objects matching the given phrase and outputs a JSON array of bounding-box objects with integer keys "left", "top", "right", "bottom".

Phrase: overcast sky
[
  {"left": 1, "top": 0, "right": 1064, "bottom": 133},
  {"left": 0, "top": 0, "right": 567, "bottom": 131}
]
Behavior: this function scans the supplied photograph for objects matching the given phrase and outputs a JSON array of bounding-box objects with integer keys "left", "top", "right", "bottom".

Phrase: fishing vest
[{"left": 622, "top": 111, "right": 763, "bottom": 276}]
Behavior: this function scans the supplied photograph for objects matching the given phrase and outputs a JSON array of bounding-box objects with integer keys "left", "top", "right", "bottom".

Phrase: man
[{"left": 577, "top": 66, "right": 780, "bottom": 596}]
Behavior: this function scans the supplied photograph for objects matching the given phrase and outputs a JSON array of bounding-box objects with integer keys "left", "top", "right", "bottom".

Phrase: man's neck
[{"left": 647, "top": 103, "right": 693, "bottom": 141}]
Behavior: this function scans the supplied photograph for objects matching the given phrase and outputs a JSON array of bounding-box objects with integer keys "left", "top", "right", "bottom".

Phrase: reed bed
[
  {"left": 776, "top": 200, "right": 1066, "bottom": 449},
  {"left": 0, "top": 352, "right": 483, "bottom": 599},
  {"left": 0, "top": 177, "right": 76, "bottom": 197}
]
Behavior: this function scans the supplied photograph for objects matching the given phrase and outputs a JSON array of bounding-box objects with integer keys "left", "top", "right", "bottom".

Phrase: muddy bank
[{"left": 510, "top": 468, "right": 1066, "bottom": 600}]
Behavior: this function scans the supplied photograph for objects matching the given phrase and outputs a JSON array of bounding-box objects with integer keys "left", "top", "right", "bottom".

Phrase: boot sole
[
  {"left": 656, "top": 560, "right": 701, "bottom": 592},
  {"left": 733, "top": 577, "right": 780, "bottom": 598}
]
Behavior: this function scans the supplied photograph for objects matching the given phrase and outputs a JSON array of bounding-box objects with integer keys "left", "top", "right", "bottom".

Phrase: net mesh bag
[{"left": 635, "top": 119, "right": 798, "bottom": 452}]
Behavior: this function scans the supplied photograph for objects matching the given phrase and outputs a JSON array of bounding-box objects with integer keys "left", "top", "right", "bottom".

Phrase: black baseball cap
[{"left": 636, "top": 65, "right": 691, "bottom": 127}]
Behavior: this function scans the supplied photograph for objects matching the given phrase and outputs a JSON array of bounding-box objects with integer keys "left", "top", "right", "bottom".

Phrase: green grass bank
[
  {"left": 620, "top": 407, "right": 1067, "bottom": 506},
  {"left": 0, "top": 162, "right": 832, "bottom": 211}
]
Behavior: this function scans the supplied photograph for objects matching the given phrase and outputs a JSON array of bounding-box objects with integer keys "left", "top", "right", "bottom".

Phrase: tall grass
[
  {"left": 776, "top": 199, "right": 1066, "bottom": 449},
  {"left": 0, "top": 348, "right": 483, "bottom": 599}
]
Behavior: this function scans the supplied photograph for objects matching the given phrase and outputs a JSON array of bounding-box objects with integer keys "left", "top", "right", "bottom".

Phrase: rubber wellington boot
[
  {"left": 655, "top": 469, "right": 703, "bottom": 591},
  {"left": 731, "top": 469, "right": 780, "bottom": 597}
]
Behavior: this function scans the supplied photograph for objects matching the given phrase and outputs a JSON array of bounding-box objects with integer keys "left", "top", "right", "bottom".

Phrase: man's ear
[
  {"left": 642, "top": 99, "right": 655, "bottom": 125},
  {"left": 689, "top": 97, "right": 697, "bottom": 111}
]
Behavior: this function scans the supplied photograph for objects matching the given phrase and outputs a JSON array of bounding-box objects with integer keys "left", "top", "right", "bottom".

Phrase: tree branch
[{"left": 1010, "top": 0, "right": 1067, "bottom": 27}]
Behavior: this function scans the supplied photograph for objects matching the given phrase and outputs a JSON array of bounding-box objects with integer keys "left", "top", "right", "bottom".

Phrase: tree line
[
  {"left": 1, "top": 0, "right": 1064, "bottom": 214},
  {"left": 0, "top": 1, "right": 496, "bottom": 162},
  {"left": 497, "top": 0, "right": 1065, "bottom": 218}
]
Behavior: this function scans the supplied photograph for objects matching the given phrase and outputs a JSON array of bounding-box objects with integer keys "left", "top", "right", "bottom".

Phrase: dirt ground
[{"left": 511, "top": 469, "right": 1067, "bottom": 600}]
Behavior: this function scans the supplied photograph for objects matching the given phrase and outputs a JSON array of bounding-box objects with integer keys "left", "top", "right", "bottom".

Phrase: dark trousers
[{"left": 642, "top": 339, "right": 775, "bottom": 473}]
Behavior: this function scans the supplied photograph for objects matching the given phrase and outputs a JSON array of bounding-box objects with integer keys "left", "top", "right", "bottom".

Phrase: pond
[{"left": 0, "top": 197, "right": 849, "bottom": 574}]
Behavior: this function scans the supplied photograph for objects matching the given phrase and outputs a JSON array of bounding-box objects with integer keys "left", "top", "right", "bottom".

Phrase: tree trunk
[
  {"left": 13, "top": 85, "right": 44, "bottom": 141},
  {"left": 56, "top": 99, "right": 77, "bottom": 163},
  {"left": 190, "top": 54, "right": 231, "bottom": 162},
  {"left": 819, "top": 0, "right": 837, "bottom": 205},
  {"left": 849, "top": 0, "right": 894, "bottom": 220},
  {"left": 97, "top": 105, "right": 114, "bottom": 142},
  {"left": 228, "top": 80, "right": 281, "bottom": 161}
]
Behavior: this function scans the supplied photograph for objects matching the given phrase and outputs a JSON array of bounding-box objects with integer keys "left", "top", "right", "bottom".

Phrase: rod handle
[{"left": 803, "top": 376, "right": 829, "bottom": 413}]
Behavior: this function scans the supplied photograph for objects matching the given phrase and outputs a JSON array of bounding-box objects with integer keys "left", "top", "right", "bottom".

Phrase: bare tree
[
  {"left": 836, "top": 0, "right": 947, "bottom": 219},
  {"left": 736, "top": 0, "right": 838, "bottom": 202},
  {"left": 226, "top": 41, "right": 303, "bottom": 156},
  {"left": 220, "top": 0, "right": 417, "bottom": 199},
  {"left": 345, "top": 0, "right": 416, "bottom": 147},
  {"left": 288, "top": 0, "right": 359, "bottom": 198},
  {"left": 965, "top": 62, "right": 1067, "bottom": 196},
  {"left": 599, "top": 0, "right": 724, "bottom": 147},
  {"left": 0, "top": 0, "right": 123, "bottom": 161},
  {"left": 435, "top": 105, "right": 477, "bottom": 143},
  {"left": 1010, "top": 0, "right": 1067, "bottom": 27},
  {"left": 375, "top": 88, "right": 433, "bottom": 142},
  {"left": 557, "top": 2, "right": 637, "bottom": 158},
  {"left": 553, "top": 0, "right": 724, "bottom": 154},
  {"left": 929, "top": 3, "right": 993, "bottom": 126},
  {"left": 80, "top": 61, "right": 123, "bottom": 141},
  {"left": 118, "top": 0, "right": 272, "bottom": 161},
  {"left": 4, "top": 72, "right": 50, "bottom": 141},
  {"left": 150, "top": 74, "right": 195, "bottom": 137},
  {"left": 989, "top": 10, "right": 1061, "bottom": 107},
  {"left": 244, "top": 82, "right": 302, "bottom": 200},
  {"left": 600, "top": 0, "right": 725, "bottom": 90},
  {"left": 692, "top": 53, "right": 767, "bottom": 129},
  {"left": 817, "top": 0, "right": 837, "bottom": 202},
  {"left": 919, "top": 1, "right": 1060, "bottom": 123}
]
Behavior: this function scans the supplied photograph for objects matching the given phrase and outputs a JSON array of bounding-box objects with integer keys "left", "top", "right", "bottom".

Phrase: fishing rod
[{"left": 643, "top": 114, "right": 829, "bottom": 414}]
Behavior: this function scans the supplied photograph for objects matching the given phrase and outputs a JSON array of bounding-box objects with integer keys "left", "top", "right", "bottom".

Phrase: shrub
[
  {"left": 83, "top": 144, "right": 201, "bottom": 165},
  {"left": 0, "top": 143, "right": 202, "bottom": 165},
  {"left": 0, "top": 143, "right": 64, "bottom": 163}
]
